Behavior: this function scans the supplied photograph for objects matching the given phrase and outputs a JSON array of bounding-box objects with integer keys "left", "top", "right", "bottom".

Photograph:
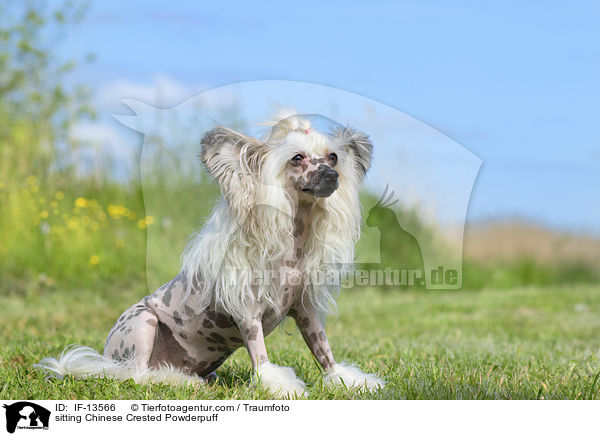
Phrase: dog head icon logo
[{"left": 3, "top": 402, "right": 50, "bottom": 433}]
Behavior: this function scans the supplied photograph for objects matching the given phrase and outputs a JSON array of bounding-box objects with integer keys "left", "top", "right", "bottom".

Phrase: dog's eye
[
  {"left": 328, "top": 153, "right": 338, "bottom": 166},
  {"left": 291, "top": 154, "right": 304, "bottom": 163}
]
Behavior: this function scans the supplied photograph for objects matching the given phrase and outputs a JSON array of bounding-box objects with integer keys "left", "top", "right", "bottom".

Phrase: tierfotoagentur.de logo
[
  {"left": 3, "top": 402, "right": 50, "bottom": 433},
  {"left": 114, "top": 81, "right": 481, "bottom": 294}
]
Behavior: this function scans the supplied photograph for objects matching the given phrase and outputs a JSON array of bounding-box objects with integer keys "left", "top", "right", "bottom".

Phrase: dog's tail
[
  {"left": 34, "top": 345, "right": 205, "bottom": 385},
  {"left": 34, "top": 345, "right": 131, "bottom": 380}
]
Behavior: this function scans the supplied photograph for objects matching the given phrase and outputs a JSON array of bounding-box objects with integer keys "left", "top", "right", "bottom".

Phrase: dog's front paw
[
  {"left": 324, "top": 363, "right": 386, "bottom": 392},
  {"left": 253, "top": 362, "right": 307, "bottom": 398}
]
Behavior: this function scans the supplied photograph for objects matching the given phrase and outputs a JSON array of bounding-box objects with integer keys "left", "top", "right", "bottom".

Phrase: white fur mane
[{"left": 181, "top": 113, "right": 369, "bottom": 321}]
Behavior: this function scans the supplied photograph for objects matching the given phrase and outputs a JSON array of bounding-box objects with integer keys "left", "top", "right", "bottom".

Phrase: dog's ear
[
  {"left": 200, "top": 126, "right": 264, "bottom": 178},
  {"left": 333, "top": 127, "right": 373, "bottom": 179},
  {"left": 200, "top": 127, "right": 266, "bottom": 221}
]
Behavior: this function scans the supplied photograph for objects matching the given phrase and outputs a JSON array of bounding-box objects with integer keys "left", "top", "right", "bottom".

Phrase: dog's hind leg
[
  {"left": 104, "top": 302, "right": 206, "bottom": 386},
  {"left": 37, "top": 302, "right": 204, "bottom": 386},
  {"left": 103, "top": 301, "right": 158, "bottom": 372},
  {"left": 36, "top": 301, "right": 163, "bottom": 383}
]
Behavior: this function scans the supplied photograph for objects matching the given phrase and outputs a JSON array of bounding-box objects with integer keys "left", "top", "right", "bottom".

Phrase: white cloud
[
  {"left": 70, "top": 121, "right": 134, "bottom": 160},
  {"left": 97, "top": 74, "right": 195, "bottom": 109},
  {"left": 69, "top": 121, "right": 137, "bottom": 181},
  {"left": 68, "top": 74, "right": 210, "bottom": 177}
]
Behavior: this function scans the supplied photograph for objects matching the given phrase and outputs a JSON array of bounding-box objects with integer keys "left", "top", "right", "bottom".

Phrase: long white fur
[
  {"left": 324, "top": 363, "right": 386, "bottom": 392},
  {"left": 181, "top": 113, "right": 366, "bottom": 321},
  {"left": 253, "top": 362, "right": 307, "bottom": 398},
  {"left": 34, "top": 345, "right": 204, "bottom": 386}
]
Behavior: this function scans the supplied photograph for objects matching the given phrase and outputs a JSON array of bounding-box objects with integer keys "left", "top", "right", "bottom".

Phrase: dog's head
[
  {"left": 200, "top": 114, "right": 373, "bottom": 211},
  {"left": 195, "top": 113, "right": 372, "bottom": 315}
]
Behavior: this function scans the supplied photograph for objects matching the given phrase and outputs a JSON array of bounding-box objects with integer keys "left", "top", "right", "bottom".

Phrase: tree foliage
[{"left": 0, "top": 0, "right": 93, "bottom": 183}]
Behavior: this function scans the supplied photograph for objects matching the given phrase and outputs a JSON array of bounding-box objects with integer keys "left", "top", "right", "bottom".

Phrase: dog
[{"left": 36, "top": 112, "right": 385, "bottom": 397}]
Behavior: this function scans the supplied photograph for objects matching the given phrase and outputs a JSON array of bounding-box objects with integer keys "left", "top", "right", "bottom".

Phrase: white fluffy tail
[
  {"left": 35, "top": 345, "right": 123, "bottom": 379},
  {"left": 34, "top": 345, "right": 205, "bottom": 386}
]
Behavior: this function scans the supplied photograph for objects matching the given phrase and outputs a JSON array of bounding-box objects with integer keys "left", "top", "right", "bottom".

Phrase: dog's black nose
[
  {"left": 311, "top": 165, "right": 339, "bottom": 198},
  {"left": 317, "top": 164, "right": 338, "bottom": 182},
  {"left": 322, "top": 166, "right": 339, "bottom": 182}
]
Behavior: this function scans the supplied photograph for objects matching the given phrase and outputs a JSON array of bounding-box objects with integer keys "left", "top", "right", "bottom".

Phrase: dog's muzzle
[{"left": 303, "top": 165, "right": 339, "bottom": 198}]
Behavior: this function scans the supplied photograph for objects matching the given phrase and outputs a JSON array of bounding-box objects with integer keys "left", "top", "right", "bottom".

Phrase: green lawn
[{"left": 1, "top": 284, "right": 599, "bottom": 400}]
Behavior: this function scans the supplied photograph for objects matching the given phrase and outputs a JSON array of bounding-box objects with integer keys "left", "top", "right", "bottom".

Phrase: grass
[{"left": 2, "top": 283, "right": 600, "bottom": 400}]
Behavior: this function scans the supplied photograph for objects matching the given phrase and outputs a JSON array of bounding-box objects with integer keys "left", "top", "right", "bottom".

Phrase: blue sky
[{"left": 57, "top": 1, "right": 600, "bottom": 234}]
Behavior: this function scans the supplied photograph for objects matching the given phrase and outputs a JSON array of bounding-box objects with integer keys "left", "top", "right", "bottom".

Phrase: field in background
[
  {"left": 463, "top": 221, "right": 600, "bottom": 289},
  {"left": 3, "top": 175, "right": 598, "bottom": 297},
  {"left": 465, "top": 221, "right": 600, "bottom": 268}
]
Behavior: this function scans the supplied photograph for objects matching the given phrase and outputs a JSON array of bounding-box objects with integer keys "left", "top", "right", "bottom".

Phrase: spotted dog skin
[{"left": 103, "top": 151, "right": 340, "bottom": 379}]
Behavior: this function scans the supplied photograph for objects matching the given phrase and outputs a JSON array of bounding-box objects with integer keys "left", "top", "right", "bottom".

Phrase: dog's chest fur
[{"left": 139, "top": 203, "right": 314, "bottom": 376}]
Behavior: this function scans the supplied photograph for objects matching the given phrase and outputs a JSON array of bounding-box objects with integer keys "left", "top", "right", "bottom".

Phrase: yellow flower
[
  {"left": 40, "top": 210, "right": 49, "bottom": 218},
  {"left": 0, "top": 181, "right": 5, "bottom": 189},
  {"left": 30, "top": 185, "right": 39, "bottom": 193},
  {"left": 26, "top": 175, "right": 37, "bottom": 185},
  {"left": 137, "top": 216, "right": 154, "bottom": 229},
  {"left": 107, "top": 204, "right": 129, "bottom": 218},
  {"left": 50, "top": 201, "right": 58, "bottom": 208},
  {"left": 55, "top": 191, "right": 64, "bottom": 200},
  {"left": 38, "top": 197, "right": 46, "bottom": 204},
  {"left": 75, "top": 197, "right": 88, "bottom": 208},
  {"left": 89, "top": 255, "right": 100, "bottom": 265},
  {"left": 115, "top": 238, "right": 125, "bottom": 247}
]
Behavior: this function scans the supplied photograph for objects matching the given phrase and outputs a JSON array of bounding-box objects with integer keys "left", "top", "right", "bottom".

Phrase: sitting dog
[{"left": 36, "top": 113, "right": 385, "bottom": 397}]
